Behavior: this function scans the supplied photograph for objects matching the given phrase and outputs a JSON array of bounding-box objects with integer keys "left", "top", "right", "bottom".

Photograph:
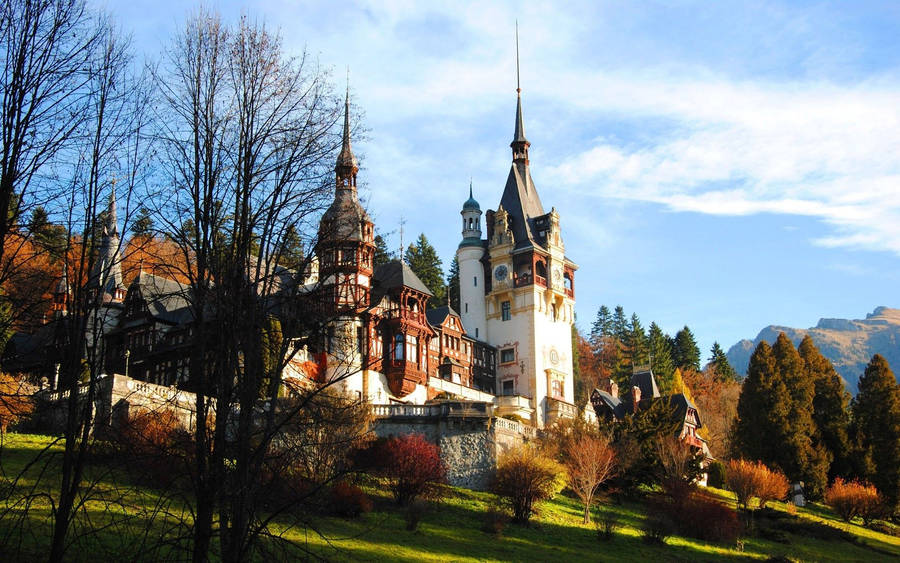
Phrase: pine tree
[
  {"left": 610, "top": 306, "right": 631, "bottom": 393},
  {"left": 27, "top": 206, "right": 66, "bottom": 259},
  {"left": 851, "top": 354, "right": 900, "bottom": 508},
  {"left": 628, "top": 313, "right": 648, "bottom": 367},
  {"left": 708, "top": 342, "right": 739, "bottom": 382},
  {"left": 447, "top": 256, "right": 460, "bottom": 312},
  {"left": 648, "top": 322, "right": 675, "bottom": 392},
  {"left": 277, "top": 224, "right": 305, "bottom": 271},
  {"left": 734, "top": 340, "right": 784, "bottom": 464},
  {"left": 590, "top": 305, "right": 612, "bottom": 343},
  {"left": 131, "top": 206, "right": 154, "bottom": 236},
  {"left": 373, "top": 233, "right": 390, "bottom": 268},
  {"left": 672, "top": 326, "right": 701, "bottom": 372},
  {"left": 612, "top": 306, "right": 628, "bottom": 342},
  {"left": 798, "top": 335, "right": 851, "bottom": 481},
  {"left": 404, "top": 233, "right": 445, "bottom": 308},
  {"left": 771, "top": 332, "right": 829, "bottom": 498}
]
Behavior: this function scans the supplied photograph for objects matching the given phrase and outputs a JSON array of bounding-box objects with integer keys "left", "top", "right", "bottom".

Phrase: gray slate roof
[
  {"left": 426, "top": 305, "right": 460, "bottom": 328},
  {"left": 631, "top": 368, "right": 661, "bottom": 400},
  {"left": 129, "top": 271, "right": 192, "bottom": 324},
  {"left": 500, "top": 163, "right": 545, "bottom": 249},
  {"left": 373, "top": 260, "right": 433, "bottom": 297}
]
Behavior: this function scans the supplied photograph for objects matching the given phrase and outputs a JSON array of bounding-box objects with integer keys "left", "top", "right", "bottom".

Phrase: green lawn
[{"left": 1, "top": 433, "right": 898, "bottom": 561}]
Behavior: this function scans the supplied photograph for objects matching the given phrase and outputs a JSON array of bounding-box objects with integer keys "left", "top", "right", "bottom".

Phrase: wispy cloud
[{"left": 544, "top": 72, "right": 900, "bottom": 254}]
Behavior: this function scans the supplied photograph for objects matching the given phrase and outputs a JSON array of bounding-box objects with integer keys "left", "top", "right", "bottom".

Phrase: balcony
[
  {"left": 513, "top": 273, "right": 532, "bottom": 287},
  {"left": 535, "top": 275, "right": 548, "bottom": 288},
  {"left": 495, "top": 394, "right": 534, "bottom": 421},
  {"left": 546, "top": 396, "right": 578, "bottom": 422},
  {"left": 428, "top": 376, "right": 496, "bottom": 403}
]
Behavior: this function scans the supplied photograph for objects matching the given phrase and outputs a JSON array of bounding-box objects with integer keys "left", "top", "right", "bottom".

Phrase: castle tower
[
  {"left": 316, "top": 85, "right": 375, "bottom": 315},
  {"left": 88, "top": 184, "right": 126, "bottom": 303},
  {"left": 486, "top": 72, "right": 578, "bottom": 427},
  {"left": 457, "top": 181, "right": 486, "bottom": 340},
  {"left": 315, "top": 83, "right": 375, "bottom": 390},
  {"left": 51, "top": 268, "right": 69, "bottom": 319}
]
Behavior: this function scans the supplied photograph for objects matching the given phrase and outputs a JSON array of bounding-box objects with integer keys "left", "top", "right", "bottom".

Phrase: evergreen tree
[
  {"left": 590, "top": 305, "right": 612, "bottom": 342},
  {"left": 277, "top": 225, "right": 305, "bottom": 271},
  {"left": 628, "top": 313, "right": 648, "bottom": 366},
  {"left": 672, "top": 326, "right": 701, "bottom": 372},
  {"left": 131, "top": 206, "right": 154, "bottom": 236},
  {"left": 27, "top": 206, "right": 66, "bottom": 259},
  {"left": 734, "top": 340, "right": 784, "bottom": 464},
  {"left": 771, "top": 332, "right": 829, "bottom": 498},
  {"left": 798, "top": 335, "right": 851, "bottom": 482},
  {"left": 648, "top": 322, "right": 675, "bottom": 392},
  {"left": 851, "top": 354, "right": 900, "bottom": 508},
  {"left": 612, "top": 306, "right": 628, "bottom": 342},
  {"left": 404, "top": 233, "right": 445, "bottom": 308},
  {"left": 572, "top": 321, "right": 585, "bottom": 405},
  {"left": 708, "top": 342, "right": 739, "bottom": 382},
  {"left": 447, "top": 256, "right": 460, "bottom": 312},
  {"left": 373, "top": 233, "right": 390, "bottom": 268}
]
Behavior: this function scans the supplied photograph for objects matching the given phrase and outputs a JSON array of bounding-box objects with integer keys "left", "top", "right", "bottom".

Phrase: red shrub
[
  {"left": 330, "top": 481, "right": 373, "bottom": 518},
  {"left": 117, "top": 409, "right": 189, "bottom": 486},
  {"left": 674, "top": 494, "right": 741, "bottom": 543},
  {"left": 825, "top": 478, "right": 884, "bottom": 524},
  {"left": 379, "top": 434, "right": 446, "bottom": 506}
]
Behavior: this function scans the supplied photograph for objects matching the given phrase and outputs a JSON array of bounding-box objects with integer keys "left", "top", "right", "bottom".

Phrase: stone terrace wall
[{"left": 372, "top": 402, "right": 533, "bottom": 491}]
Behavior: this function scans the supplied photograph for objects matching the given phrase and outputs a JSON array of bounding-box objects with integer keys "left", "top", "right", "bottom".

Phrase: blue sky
[{"left": 102, "top": 0, "right": 900, "bottom": 359}]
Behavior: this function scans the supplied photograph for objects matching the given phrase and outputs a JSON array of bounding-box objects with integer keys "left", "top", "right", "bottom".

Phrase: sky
[{"left": 100, "top": 0, "right": 900, "bottom": 360}]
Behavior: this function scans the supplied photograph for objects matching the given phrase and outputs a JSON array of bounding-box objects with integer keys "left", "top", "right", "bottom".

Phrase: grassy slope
[{"left": 1, "top": 433, "right": 899, "bottom": 562}]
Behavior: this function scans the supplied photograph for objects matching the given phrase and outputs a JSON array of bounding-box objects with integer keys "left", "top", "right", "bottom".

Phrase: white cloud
[{"left": 544, "top": 72, "right": 900, "bottom": 254}]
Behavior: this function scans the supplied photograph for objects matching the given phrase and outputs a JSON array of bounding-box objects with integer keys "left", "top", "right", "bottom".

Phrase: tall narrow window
[
  {"left": 394, "top": 333, "right": 404, "bottom": 360},
  {"left": 501, "top": 301, "right": 511, "bottom": 321},
  {"left": 465, "top": 303, "right": 468, "bottom": 313},
  {"left": 473, "top": 276, "right": 477, "bottom": 287},
  {"left": 407, "top": 335, "right": 418, "bottom": 363}
]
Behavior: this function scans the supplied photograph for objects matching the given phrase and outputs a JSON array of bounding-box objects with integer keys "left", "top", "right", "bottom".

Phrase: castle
[
  {"left": 6, "top": 78, "right": 580, "bottom": 430},
  {"left": 299, "top": 79, "right": 579, "bottom": 428}
]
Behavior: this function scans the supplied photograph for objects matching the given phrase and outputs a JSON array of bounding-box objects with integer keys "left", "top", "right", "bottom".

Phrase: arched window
[
  {"left": 394, "top": 333, "right": 404, "bottom": 360},
  {"left": 536, "top": 261, "right": 547, "bottom": 279},
  {"left": 564, "top": 273, "right": 573, "bottom": 290}
]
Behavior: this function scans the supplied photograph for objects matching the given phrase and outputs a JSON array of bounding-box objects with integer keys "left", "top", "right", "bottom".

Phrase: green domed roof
[{"left": 462, "top": 182, "right": 480, "bottom": 211}]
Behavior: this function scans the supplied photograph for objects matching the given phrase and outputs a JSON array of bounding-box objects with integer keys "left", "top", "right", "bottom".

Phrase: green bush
[{"left": 706, "top": 460, "right": 727, "bottom": 489}]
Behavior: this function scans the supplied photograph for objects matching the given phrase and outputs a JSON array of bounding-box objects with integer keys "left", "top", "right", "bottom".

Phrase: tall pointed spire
[
  {"left": 108, "top": 179, "right": 119, "bottom": 237},
  {"left": 335, "top": 71, "right": 359, "bottom": 188},
  {"left": 511, "top": 22, "right": 530, "bottom": 163}
]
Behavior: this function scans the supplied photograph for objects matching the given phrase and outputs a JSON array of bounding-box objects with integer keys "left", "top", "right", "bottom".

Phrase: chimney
[
  {"left": 599, "top": 377, "right": 618, "bottom": 400},
  {"left": 631, "top": 386, "right": 642, "bottom": 413}
]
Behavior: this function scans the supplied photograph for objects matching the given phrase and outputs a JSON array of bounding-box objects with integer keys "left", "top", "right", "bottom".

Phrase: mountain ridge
[{"left": 726, "top": 306, "right": 900, "bottom": 393}]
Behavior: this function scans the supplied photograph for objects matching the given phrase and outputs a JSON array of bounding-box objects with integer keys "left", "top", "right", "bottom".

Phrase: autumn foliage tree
[
  {"left": 564, "top": 431, "right": 617, "bottom": 524},
  {"left": 825, "top": 478, "right": 884, "bottom": 525},
  {"left": 726, "top": 459, "right": 789, "bottom": 510},
  {"left": 0, "top": 373, "right": 32, "bottom": 434},
  {"left": 494, "top": 444, "right": 566, "bottom": 524}
]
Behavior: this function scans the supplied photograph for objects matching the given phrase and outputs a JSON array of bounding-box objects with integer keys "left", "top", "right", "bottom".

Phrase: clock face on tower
[
  {"left": 494, "top": 265, "right": 508, "bottom": 281},
  {"left": 552, "top": 268, "right": 562, "bottom": 284}
]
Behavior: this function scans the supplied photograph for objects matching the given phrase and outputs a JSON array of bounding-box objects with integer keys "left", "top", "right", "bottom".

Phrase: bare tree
[
  {"left": 564, "top": 431, "right": 617, "bottom": 524},
  {"left": 0, "top": 0, "right": 101, "bottom": 278},
  {"left": 155, "top": 10, "right": 353, "bottom": 561},
  {"left": 43, "top": 18, "right": 149, "bottom": 562},
  {"left": 654, "top": 434, "right": 703, "bottom": 504}
]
